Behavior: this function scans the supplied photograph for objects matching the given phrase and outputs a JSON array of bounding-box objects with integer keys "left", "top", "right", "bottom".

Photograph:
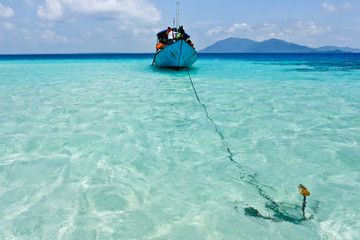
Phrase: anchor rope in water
[
  {"left": 158, "top": 46, "right": 311, "bottom": 222},
  {"left": 186, "top": 70, "right": 235, "bottom": 163},
  {"left": 185, "top": 70, "right": 312, "bottom": 223},
  {"left": 186, "top": 70, "right": 277, "bottom": 205}
]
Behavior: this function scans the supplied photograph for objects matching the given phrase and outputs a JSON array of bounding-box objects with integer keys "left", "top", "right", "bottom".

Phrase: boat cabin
[{"left": 156, "top": 26, "right": 192, "bottom": 51}]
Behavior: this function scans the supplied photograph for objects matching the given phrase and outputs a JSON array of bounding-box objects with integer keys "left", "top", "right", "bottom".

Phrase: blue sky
[{"left": 0, "top": 0, "right": 359, "bottom": 53}]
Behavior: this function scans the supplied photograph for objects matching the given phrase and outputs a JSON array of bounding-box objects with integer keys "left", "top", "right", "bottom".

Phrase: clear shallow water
[{"left": 0, "top": 53, "right": 359, "bottom": 239}]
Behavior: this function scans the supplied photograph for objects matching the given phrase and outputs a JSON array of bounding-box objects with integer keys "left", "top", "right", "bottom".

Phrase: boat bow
[{"left": 153, "top": 40, "right": 198, "bottom": 68}]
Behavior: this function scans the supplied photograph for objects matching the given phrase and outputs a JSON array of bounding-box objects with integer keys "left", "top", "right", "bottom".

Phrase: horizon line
[{"left": 1, "top": 52, "right": 360, "bottom": 56}]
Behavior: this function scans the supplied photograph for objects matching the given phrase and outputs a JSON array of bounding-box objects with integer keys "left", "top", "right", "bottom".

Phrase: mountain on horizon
[{"left": 200, "top": 37, "right": 360, "bottom": 53}]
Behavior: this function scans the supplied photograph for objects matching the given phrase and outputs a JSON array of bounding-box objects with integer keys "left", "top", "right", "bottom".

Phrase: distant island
[{"left": 200, "top": 37, "right": 360, "bottom": 53}]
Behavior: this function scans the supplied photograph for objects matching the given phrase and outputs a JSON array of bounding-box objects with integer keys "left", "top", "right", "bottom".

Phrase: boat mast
[{"left": 176, "top": 2, "right": 179, "bottom": 29}]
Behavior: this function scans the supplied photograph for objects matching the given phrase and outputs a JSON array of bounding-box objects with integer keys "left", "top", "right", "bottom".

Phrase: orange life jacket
[{"left": 156, "top": 43, "right": 163, "bottom": 50}]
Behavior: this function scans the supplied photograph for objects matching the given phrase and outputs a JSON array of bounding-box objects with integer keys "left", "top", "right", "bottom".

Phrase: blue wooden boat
[
  {"left": 153, "top": 37, "right": 198, "bottom": 68},
  {"left": 152, "top": 3, "right": 198, "bottom": 68}
]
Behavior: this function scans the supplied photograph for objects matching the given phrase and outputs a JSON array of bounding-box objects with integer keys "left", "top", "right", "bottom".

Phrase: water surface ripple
[{"left": 0, "top": 53, "right": 359, "bottom": 239}]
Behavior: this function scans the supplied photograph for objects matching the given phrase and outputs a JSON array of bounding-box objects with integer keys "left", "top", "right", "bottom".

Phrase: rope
[
  {"left": 185, "top": 70, "right": 312, "bottom": 223},
  {"left": 187, "top": 70, "right": 236, "bottom": 163}
]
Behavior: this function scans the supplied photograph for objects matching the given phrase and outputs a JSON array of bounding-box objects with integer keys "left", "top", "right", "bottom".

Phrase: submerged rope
[
  {"left": 185, "top": 70, "right": 313, "bottom": 223},
  {"left": 187, "top": 71, "right": 235, "bottom": 163}
]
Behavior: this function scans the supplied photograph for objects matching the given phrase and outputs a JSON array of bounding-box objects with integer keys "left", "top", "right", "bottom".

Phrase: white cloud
[
  {"left": 94, "top": 27, "right": 105, "bottom": 34},
  {"left": 207, "top": 23, "right": 251, "bottom": 36},
  {"left": 0, "top": 3, "right": 14, "bottom": 18},
  {"left": 322, "top": 2, "right": 352, "bottom": 11},
  {"left": 295, "top": 21, "right": 332, "bottom": 35},
  {"left": 268, "top": 32, "right": 276, "bottom": 38},
  {"left": 133, "top": 26, "right": 160, "bottom": 36},
  {"left": 343, "top": 2, "right": 352, "bottom": 9},
  {"left": 25, "top": 0, "right": 35, "bottom": 6},
  {"left": 206, "top": 26, "right": 224, "bottom": 36},
  {"left": 114, "top": 19, "right": 160, "bottom": 37},
  {"left": 21, "top": 28, "right": 30, "bottom": 35},
  {"left": 37, "top": 0, "right": 161, "bottom": 23},
  {"left": 41, "top": 29, "right": 68, "bottom": 42},
  {"left": 322, "top": 3, "right": 336, "bottom": 11},
  {"left": 261, "top": 23, "right": 278, "bottom": 32},
  {"left": 3, "top": 22, "right": 15, "bottom": 31},
  {"left": 229, "top": 23, "right": 251, "bottom": 33},
  {"left": 37, "top": 0, "right": 63, "bottom": 21},
  {"left": 206, "top": 21, "right": 331, "bottom": 43}
]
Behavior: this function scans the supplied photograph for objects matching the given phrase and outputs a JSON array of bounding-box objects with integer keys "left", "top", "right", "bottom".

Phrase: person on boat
[
  {"left": 166, "top": 27, "right": 174, "bottom": 44},
  {"left": 177, "top": 26, "right": 185, "bottom": 40},
  {"left": 166, "top": 27, "right": 171, "bottom": 35},
  {"left": 176, "top": 32, "right": 183, "bottom": 40},
  {"left": 173, "top": 29, "right": 179, "bottom": 41}
]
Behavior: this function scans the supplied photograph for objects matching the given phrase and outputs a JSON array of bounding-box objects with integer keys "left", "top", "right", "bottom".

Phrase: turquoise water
[{"left": 0, "top": 54, "right": 359, "bottom": 239}]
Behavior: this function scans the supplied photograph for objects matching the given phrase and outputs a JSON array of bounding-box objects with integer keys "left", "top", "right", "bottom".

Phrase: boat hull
[{"left": 154, "top": 40, "right": 198, "bottom": 68}]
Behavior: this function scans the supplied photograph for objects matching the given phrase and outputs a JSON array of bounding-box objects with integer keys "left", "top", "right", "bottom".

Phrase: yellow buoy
[{"left": 298, "top": 184, "right": 310, "bottom": 196}]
